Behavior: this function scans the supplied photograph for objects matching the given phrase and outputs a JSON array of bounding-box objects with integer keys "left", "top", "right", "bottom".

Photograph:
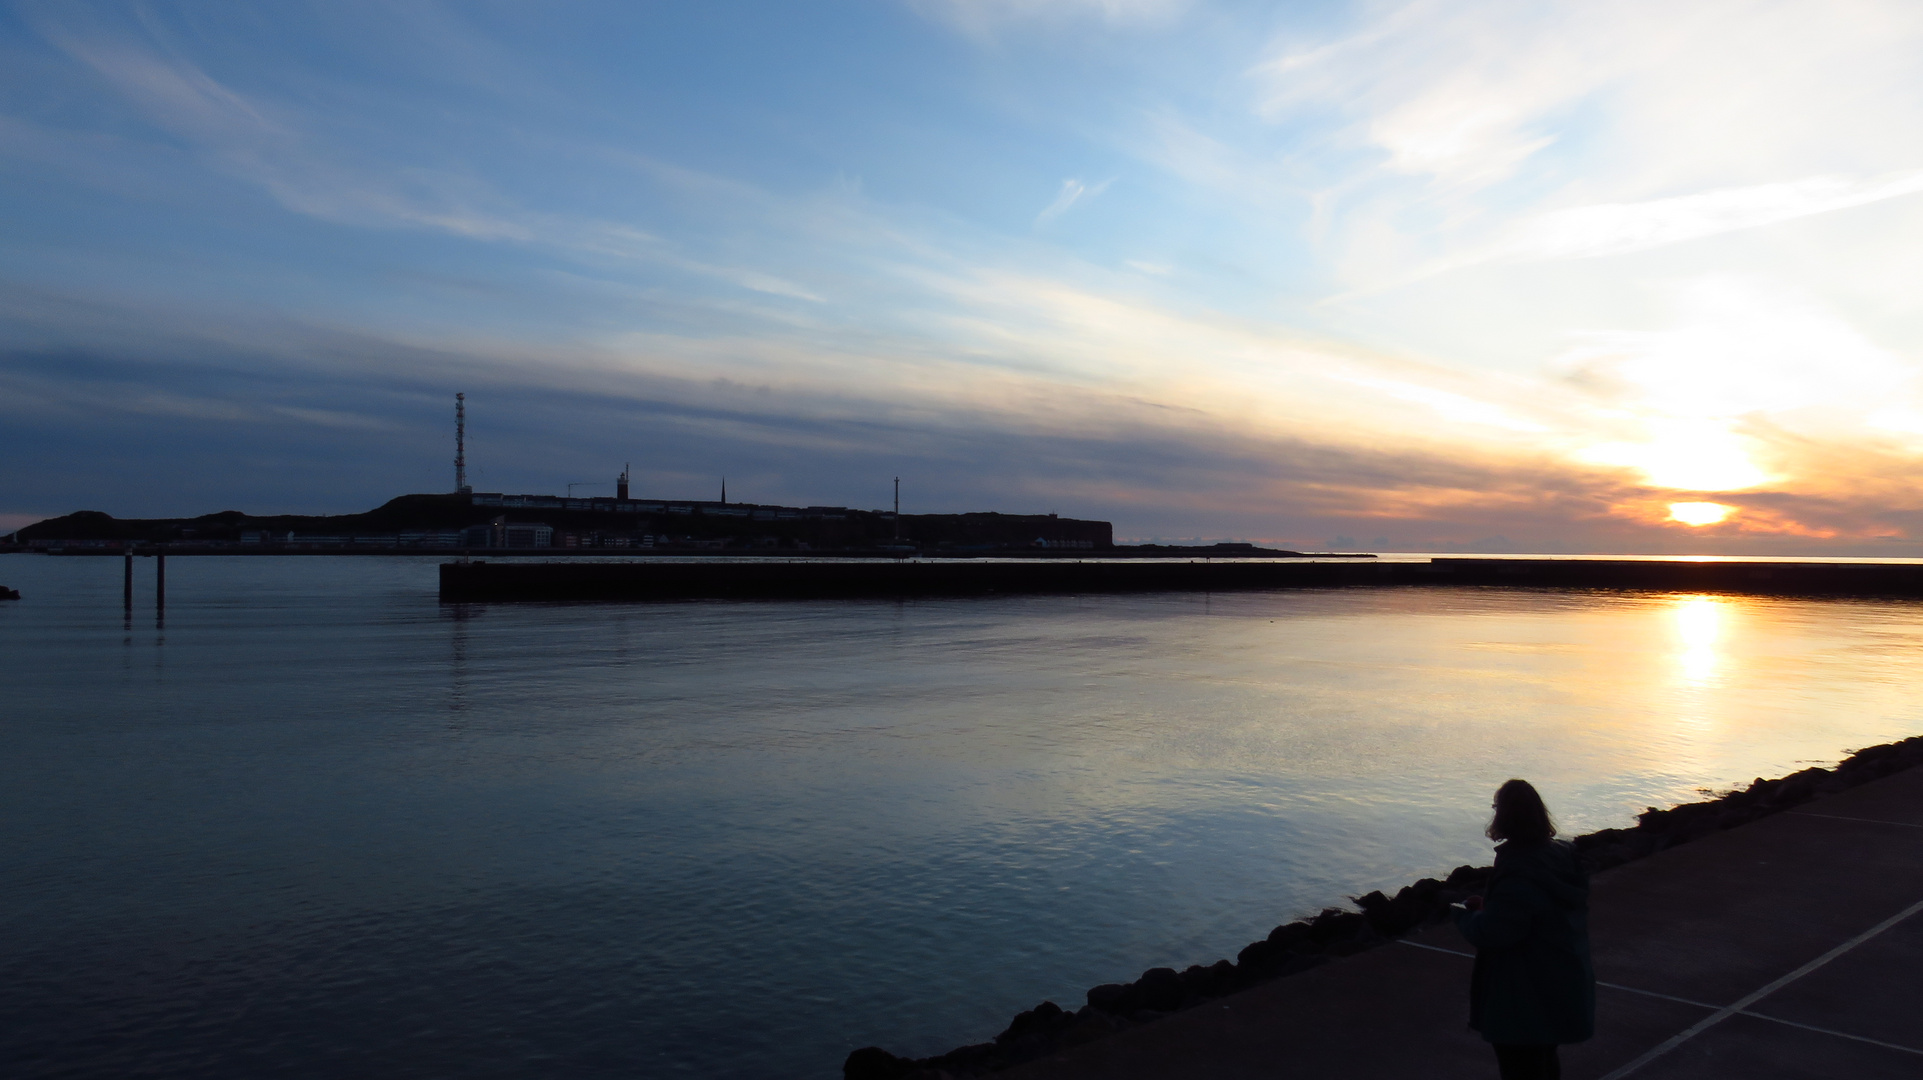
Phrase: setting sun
[{"left": 1668, "top": 502, "right": 1734, "bottom": 527}]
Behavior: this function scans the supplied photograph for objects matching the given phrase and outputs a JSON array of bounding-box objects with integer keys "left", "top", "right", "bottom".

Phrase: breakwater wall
[
  {"left": 439, "top": 557, "right": 1923, "bottom": 603},
  {"left": 845, "top": 735, "right": 1923, "bottom": 1080}
]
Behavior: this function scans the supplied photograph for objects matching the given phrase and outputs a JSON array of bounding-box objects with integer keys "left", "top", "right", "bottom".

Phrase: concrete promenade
[{"left": 1003, "top": 765, "right": 1923, "bottom": 1079}]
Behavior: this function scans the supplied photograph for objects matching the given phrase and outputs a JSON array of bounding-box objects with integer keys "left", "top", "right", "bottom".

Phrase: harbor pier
[{"left": 438, "top": 556, "right": 1923, "bottom": 603}]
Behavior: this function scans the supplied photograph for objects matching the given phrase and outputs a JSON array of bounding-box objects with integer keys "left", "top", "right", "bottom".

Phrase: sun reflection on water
[{"left": 1672, "top": 594, "right": 1727, "bottom": 688}]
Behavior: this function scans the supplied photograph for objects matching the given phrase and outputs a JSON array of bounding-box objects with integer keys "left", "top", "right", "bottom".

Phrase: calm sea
[{"left": 4, "top": 555, "right": 1921, "bottom": 1078}]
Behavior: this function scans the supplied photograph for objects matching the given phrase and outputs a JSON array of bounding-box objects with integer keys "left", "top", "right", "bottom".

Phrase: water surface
[{"left": 3, "top": 555, "right": 1920, "bottom": 1077}]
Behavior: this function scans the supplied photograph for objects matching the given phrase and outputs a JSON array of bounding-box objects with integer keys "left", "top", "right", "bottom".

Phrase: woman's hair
[{"left": 1487, "top": 779, "right": 1557, "bottom": 843}]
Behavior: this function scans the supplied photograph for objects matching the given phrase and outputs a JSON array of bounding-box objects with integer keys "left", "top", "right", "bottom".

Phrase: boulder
[
  {"left": 995, "top": 1000, "right": 1066, "bottom": 1045},
  {"left": 844, "top": 1046, "right": 913, "bottom": 1080},
  {"left": 1136, "top": 967, "right": 1184, "bottom": 1012},
  {"left": 1234, "top": 938, "right": 1284, "bottom": 981},
  {"left": 1307, "top": 907, "right": 1365, "bottom": 945},
  {"left": 1356, "top": 882, "right": 1437, "bottom": 936},
  {"left": 1178, "top": 959, "right": 1235, "bottom": 1000},
  {"left": 1085, "top": 983, "right": 1129, "bottom": 1013},
  {"left": 1268, "top": 921, "right": 1313, "bottom": 950},
  {"left": 1058, "top": 1010, "right": 1117, "bottom": 1047}
]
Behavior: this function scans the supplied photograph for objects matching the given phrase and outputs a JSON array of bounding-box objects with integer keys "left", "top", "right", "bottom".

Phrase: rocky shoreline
[{"left": 845, "top": 735, "right": 1923, "bottom": 1080}]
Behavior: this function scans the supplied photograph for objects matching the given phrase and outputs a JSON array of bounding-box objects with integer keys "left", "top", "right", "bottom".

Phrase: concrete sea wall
[{"left": 441, "top": 557, "right": 1923, "bottom": 602}]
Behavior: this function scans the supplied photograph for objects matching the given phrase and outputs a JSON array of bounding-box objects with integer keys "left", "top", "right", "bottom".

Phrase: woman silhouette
[{"left": 1455, "top": 779, "right": 1595, "bottom": 1080}]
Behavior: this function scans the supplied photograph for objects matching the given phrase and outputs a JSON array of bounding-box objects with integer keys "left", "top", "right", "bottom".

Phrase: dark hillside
[
  {"left": 14, "top": 495, "right": 476, "bottom": 544},
  {"left": 8, "top": 495, "right": 1114, "bottom": 553}
]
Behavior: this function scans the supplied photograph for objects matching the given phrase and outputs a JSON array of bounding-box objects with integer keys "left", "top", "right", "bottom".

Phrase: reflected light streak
[{"left": 1671, "top": 595, "right": 1727, "bottom": 688}]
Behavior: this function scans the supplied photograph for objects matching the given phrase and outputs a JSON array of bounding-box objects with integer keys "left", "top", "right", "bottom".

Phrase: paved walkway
[{"left": 1004, "top": 766, "right": 1923, "bottom": 1079}]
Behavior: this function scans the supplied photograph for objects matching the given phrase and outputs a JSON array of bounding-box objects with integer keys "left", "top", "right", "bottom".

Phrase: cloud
[
  {"left": 11, "top": 3, "right": 1923, "bottom": 554},
  {"left": 0, "top": 322, "right": 1622, "bottom": 546},
  {"left": 21, "top": 11, "right": 536, "bottom": 240},
  {"left": 1240, "top": 1, "right": 1923, "bottom": 293},
  {"left": 1492, "top": 170, "right": 1923, "bottom": 263},
  {"left": 914, "top": 0, "right": 1191, "bottom": 41},
  {"left": 1549, "top": 276, "right": 1923, "bottom": 499},
  {"left": 9, "top": 280, "right": 1923, "bottom": 553},
  {"left": 1034, "top": 178, "right": 1113, "bottom": 226},
  {"left": 1252, "top": 0, "right": 1614, "bottom": 190},
  {"left": 1558, "top": 278, "right": 1912, "bottom": 422},
  {"left": 5, "top": 19, "right": 833, "bottom": 312},
  {"left": 1331, "top": 168, "right": 1923, "bottom": 298}
]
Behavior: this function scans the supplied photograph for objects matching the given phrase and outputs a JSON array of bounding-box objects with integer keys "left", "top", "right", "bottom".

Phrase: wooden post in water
[
  {"left": 155, "top": 553, "right": 165, "bottom": 611},
  {"left": 123, "top": 549, "right": 134, "bottom": 609}
]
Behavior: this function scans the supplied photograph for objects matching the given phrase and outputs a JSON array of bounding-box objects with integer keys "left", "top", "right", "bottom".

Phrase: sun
[{"left": 1668, "top": 502, "right": 1734, "bottom": 527}]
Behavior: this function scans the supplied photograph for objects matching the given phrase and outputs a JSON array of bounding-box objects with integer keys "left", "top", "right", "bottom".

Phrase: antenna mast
[
  {"left": 454, "top": 393, "right": 469, "bottom": 494},
  {"left": 893, "top": 476, "right": 900, "bottom": 541}
]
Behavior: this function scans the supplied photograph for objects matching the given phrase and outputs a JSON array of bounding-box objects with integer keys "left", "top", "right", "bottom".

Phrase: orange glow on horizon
[{"left": 1668, "top": 502, "right": 1734, "bottom": 527}]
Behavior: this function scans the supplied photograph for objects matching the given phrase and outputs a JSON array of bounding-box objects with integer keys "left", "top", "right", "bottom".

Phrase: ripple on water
[{"left": 3, "top": 557, "right": 1922, "bottom": 1076}]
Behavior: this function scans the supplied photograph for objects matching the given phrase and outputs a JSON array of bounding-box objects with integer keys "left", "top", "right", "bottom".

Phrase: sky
[{"left": 5, "top": 0, "right": 1923, "bottom": 551}]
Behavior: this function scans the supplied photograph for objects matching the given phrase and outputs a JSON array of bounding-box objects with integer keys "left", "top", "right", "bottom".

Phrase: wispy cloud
[
  {"left": 914, "top": 0, "right": 1191, "bottom": 41},
  {"left": 10, "top": 2, "right": 1923, "bottom": 552},
  {"left": 1332, "top": 168, "right": 1923, "bottom": 298},
  {"left": 1241, "top": 0, "right": 1923, "bottom": 286},
  {"left": 31, "top": 23, "right": 536, "bottom": 240},
  {"left": 1034, "top": 177, "right": 1112, "bottom": 225},
  {"left": 10, "top": 18, "right": 845, "bottom": 312},
  {"left": 1495, "top": 170, "right": 1923, "bottom": 263},
  {"left": 1251, "top": 1, "right": 1616, "bottom": 191}
]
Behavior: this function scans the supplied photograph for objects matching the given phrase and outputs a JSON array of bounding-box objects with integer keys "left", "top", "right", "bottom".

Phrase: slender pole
[
  {"left": 124, "top": 549, "right": 134, "bottom": 609},
  {"left": 454, "top": 393, "right": 468, "bottom": 494},
  {"left": 893, "top": 477, "right": 900, "bottom": 541},
  {"left": 155, "top": 553, "right": 165, "bottom": 611}
]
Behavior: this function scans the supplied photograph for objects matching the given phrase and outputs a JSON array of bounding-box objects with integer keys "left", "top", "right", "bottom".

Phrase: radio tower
[{"left": 454, "top": 393, "right": 470, "bottom": 494}]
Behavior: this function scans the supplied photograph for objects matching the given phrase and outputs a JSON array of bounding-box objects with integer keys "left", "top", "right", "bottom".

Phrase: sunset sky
[{"left": 5, "top": 1, "right": 1923, "bottom": 551}]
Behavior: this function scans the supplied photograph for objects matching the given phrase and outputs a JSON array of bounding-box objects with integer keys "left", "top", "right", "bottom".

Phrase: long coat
[{"left": 1454, "top": 838, "right": 1595, "bottom": 1045}]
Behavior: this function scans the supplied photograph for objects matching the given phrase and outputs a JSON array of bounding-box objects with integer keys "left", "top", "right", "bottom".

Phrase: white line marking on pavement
[
  {"left": 1734, "top": 1010, "right": 1923, "bottom": 1057},
  {"left": 1788, "top": 811, "right": 1923, "bottom": 830},
  {"left": 1598, "top": 897, "right": 1923, "bottom": 1080},
  {"left": 1590, "top": 974, "right": 1923, "bottom": 1054},
  {"left": 1596, "top": 982, "right": 1718, "bottom": 1010},
  {"left": 1397, "top": 940, "right": 1474, "bottom": 959},
  {"left": 1401, "top": 926, "right": 1923, "bottom": 1056},
  {"left": 1402, "top": 941, "right": 1722, "bottom": 1011}
]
